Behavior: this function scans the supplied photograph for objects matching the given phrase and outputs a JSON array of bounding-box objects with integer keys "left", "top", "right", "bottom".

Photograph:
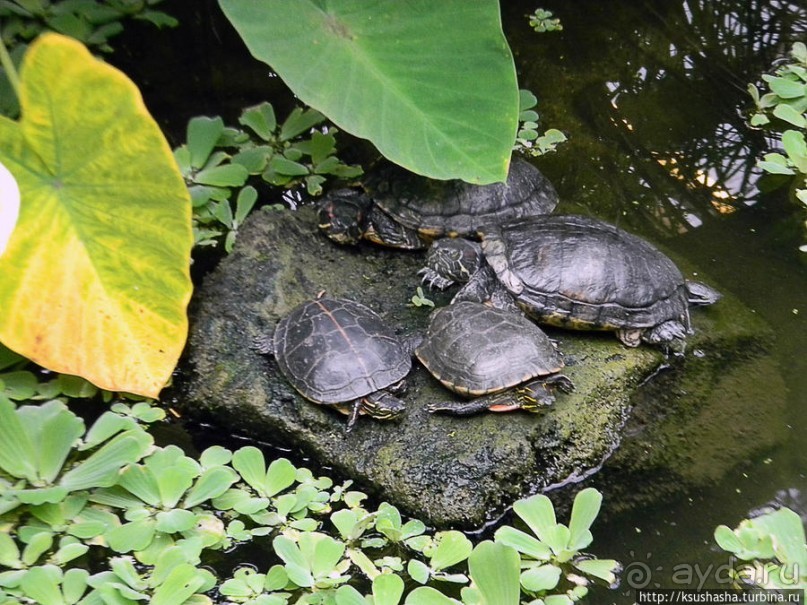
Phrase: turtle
[
  {"left": 415, "top": 301, "right": 573, "bottom": 415},
  {"left": 420, "top": 215, "right": 722, "bottom": 347},
  {"left": 254, "top": 297, "right": 417, "bottom": 430},
  {"left": 318, "top": 157, "right": 558, "bottom": 249}
]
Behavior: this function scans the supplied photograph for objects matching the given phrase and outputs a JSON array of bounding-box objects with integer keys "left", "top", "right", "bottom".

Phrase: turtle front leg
[
  {"left": 452, "top": 265, "right": 500, "bottom": 304},
  {"left": 428, "top": 375, "right": 572, "bottom": 416},
  {"left": 346, "top": 400, "right": 363, "bottom": 432},
  {"left": 418, "top": 267, "right": 456, "bottom": 290}
]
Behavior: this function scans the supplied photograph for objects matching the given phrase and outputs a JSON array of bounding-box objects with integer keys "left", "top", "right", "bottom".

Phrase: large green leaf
[
  {"left": 218, "top": 0, "right": 518, "bottom": 184},
  {"left": 0, "top": 33, "right": 193, "bottom": 398}
]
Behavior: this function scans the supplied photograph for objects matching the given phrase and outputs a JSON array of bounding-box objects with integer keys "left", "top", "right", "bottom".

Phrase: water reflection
[{"left": 511, "top": 0, "right": 807, "bottom": 237}]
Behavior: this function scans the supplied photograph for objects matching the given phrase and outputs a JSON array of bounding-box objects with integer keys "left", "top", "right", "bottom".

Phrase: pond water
[
  {"left": 503, "top": 0, "right": 807, "bottom": 597},
  {"left": 114, "top": 0, "right": 806, "bottom": 598}
]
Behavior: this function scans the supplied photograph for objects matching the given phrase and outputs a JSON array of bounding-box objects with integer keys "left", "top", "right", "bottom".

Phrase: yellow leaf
[{"left": 0, "top": 33, "right": 193, "bottom": 398}]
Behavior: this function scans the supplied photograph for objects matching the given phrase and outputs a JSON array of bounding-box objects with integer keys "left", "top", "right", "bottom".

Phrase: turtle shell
[
  {"left": 365, "top": 157, "right": 558, "bottom": 238},
  {"left": 273, "top": 298, "right": 411, "bottom": 404},
  {"left": 481, "top": 215, "right": 690, "bottom": 330},
  {"left": 415, "top": 302, "right": 563, "bottom": 396}
]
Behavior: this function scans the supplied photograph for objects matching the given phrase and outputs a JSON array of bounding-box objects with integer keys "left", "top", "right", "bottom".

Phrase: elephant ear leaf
[
  {"left": 0, "top": 33, "right": 193, "bottom": 398},
  {"left": 218, "top": 0, "right": 519, "bottom": 184}
]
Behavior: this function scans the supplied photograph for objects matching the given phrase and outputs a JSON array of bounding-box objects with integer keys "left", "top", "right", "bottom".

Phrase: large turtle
[
  {"left": 421, "top": 215, "right": 721, "bottom": 347},
  {"left": 318, "top": 157, "right": 558, "bottom": 249},
  {"left": 254, "top": 297, "right": 416, "bottom": 430},
  {"left": 416, "top": 302, "right": 573, "bottom": 415}
]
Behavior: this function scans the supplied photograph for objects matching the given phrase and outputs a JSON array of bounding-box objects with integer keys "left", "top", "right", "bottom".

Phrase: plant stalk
[{"left": 0, "top": 36, "right": 20, "bottom": 101}]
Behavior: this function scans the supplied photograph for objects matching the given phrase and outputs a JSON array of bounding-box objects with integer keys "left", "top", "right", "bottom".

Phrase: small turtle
[
  {"left": 421, "top": 215, "right": 721, "bottom": 347},
  {"left": 318, "top": 157, "right": 558, "bottom": 249},
  {"left": 254, "top": 297, "right": 417, "bottom": 430},
  {"left": 416, "top": 302, "right": 573, "bottom": 415}
]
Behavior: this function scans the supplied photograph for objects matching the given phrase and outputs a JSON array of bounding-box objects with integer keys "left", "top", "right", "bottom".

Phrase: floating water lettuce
[
  {"left": 218, "top": 0, "right": 519, "bottom": 184},
  {"left": 0, "top": 33, "right": 193, "bottom": 398}
]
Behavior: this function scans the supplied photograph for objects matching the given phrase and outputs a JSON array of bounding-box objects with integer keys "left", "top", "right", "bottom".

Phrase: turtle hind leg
[
  {"left": 544, "top": 374, "right": 574, "bottom": 394},
  {"left": 427, "top": 376, "right": 570, "bottom": 416},
  {"left": 365, "top": 206, "right": 428, "bottom": 249},
  {"left": 643, "top": 320, "right": 688, "bottom": 345},
  {"left": 616, "top": 329, "right": 642, "bottom": 347}
]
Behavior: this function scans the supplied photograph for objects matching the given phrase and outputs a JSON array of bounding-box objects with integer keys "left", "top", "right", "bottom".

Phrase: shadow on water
[{"left": 111, "top": 0, "right": 805, "bottom": 597}]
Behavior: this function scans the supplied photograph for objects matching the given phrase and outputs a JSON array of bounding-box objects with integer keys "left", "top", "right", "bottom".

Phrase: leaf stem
[{"left": 0, "top": 37, "right": 21, "bottom": 101}]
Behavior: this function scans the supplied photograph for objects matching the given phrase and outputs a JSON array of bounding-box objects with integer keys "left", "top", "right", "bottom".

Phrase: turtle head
[
  {"left": 362, "top": 389, "right": 406, "bottom": 420},
  {"left": 423, "top": 238, "right": 483, "bottom": 286},
  {"left": 318, "top": 189, "right": 372, "bottom": 245},
  {"left": 344, "top": 389, "right": 406, "bottom": 431},
  {"left": 685, "top": 280, "right": 721, "bottom": 306}
]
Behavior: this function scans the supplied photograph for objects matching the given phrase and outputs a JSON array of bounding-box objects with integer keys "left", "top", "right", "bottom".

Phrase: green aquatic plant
[
  {"left": 747, "top": 41, "right": 807, "bottom": 250},
  {"left": 0, "top": 0, "right": 177, "bottom": 118},
  {"left": 0, "top": 0, "right": 176, "bottom": 51},
  {"left": 174, "top": 103, "right": 362, "bottom": 251},
  {"left": 409, "top": 287, "right": 435, "bottom": 309},
  {"left": 529, "top": 8, "right": 563, "bottom": 33},
  {"left": 494, "top": 489, "right": 620, "bottom": 602},
  {"left": 0, "top": 396, "right": 153, "bottom": 514},
  {"left": 0, "top": 344, "right": 105, "bottom": 403},
  {"left": 0, "top": 398, "right": 619, "bottom": 604},
  {"left": 715, "top": 506, "right": 807, "bottom": 591},
  {"left": 515, "top": 89, "right": 568, "bottom": 158}
]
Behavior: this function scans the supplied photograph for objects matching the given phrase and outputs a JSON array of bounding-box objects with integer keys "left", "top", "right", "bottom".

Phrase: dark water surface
[
  {"left": 113, "top": 0, "right": 806, "bottom": 598},
  {"left": 504, "top": 0, "right": 807, "bottom": 598}
]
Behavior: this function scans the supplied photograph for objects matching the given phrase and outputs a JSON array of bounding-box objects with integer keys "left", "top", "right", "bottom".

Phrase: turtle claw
[
  {"left": 426, "top": 401, "right": 452, "bottom": 414},
  {"left": 252, "top": 334, "right": 274, "bottom": 356}
]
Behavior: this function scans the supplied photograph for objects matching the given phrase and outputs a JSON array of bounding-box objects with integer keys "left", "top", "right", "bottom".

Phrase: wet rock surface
[{"left": 183, "top": 206, "right": 784, "bottom": 527}]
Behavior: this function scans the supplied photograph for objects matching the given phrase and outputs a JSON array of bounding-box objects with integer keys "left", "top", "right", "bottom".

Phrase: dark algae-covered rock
[{"left": 184, "top": 205, "right": 785, "bottom": 527}]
